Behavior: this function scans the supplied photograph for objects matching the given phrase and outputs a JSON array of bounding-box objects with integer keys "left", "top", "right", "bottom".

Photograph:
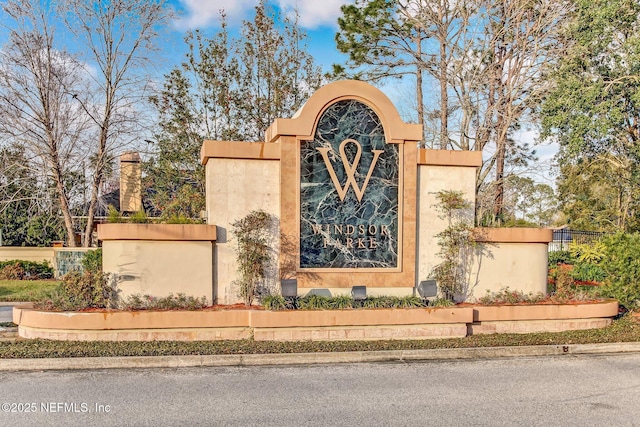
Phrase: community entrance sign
[
  {"left": 201, "top": 78, "right": 527, "bottom": 303},
  {"left": 260, "top": 80, "right": 422, "bottom": 289},
  {"left": 90, "top": 76, "right": 555, "bottom": 308},
  {"left": 300, "top": 99, "right": 400, "bottom": 269}
]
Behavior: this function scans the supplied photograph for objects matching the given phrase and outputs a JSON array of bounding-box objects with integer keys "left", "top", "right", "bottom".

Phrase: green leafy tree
[
  {"left": 555, "top": 154, "right": 640, "bottom": 231},
  {"left": 0, "top": 145, "right": 65, "bottom": 246},
  {"left": 335, "top": 0, "right": 476, "bottom": 147},
  {"left": 598, "top": 232, "right": 640, "bottom": 309},
  {"left": 541, "top": 0, "right": 640, "bottom": 232},
  {"left": 503, "top": 175, "right": 557, "bottom": 227},
  {"left": 147, "top": 68, "right": 207, "bottom": 220},
  {"left": 527, "top": 183, "right": 557, "bottom": 227},
  {"left": 234, "top": 2, "right": 324, "bottom": 141},
  {"left": 337, "top": 0, "right": 567, "bottom": 223},
  {"left": 147, "top": 2, "right": 324, "bottom": 218}
]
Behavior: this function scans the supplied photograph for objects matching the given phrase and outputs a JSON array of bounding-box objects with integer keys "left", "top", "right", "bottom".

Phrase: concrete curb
[{"left": 1, "top": 342, "right": 640, "bottom": 372}]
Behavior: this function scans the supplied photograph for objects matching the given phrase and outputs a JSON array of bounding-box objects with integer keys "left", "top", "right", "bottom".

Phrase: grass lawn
[{"left": 0, "top": 280, "right": 60, "bottom": 302}]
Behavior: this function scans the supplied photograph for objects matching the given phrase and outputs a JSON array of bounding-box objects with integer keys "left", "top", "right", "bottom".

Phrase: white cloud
[
  {"left": 174, "top": 0, "right": 259, "bottom": 29},
  {"left": 174, "top": 0, "right": 352, "bottom": 30},
  {"left": 276, "top": 0, "right": 352, "bottom": 29}
]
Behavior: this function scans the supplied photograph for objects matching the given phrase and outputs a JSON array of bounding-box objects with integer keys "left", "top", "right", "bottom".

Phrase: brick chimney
[{"left": 119, "top": 151, "right": 142, "bottom": 213}]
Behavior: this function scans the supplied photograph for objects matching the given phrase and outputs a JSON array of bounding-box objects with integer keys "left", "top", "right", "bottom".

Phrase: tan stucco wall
[
  {"left": 416, "top": 163, "right": 478, "bottom": 285},
  {"left": 468, "top": 242, "right": 549, "bottom": 300},
  {"left": 102, "top": 240, "right": 214, "bottom": 301},
  {"left": 0, "top": 247, "right": 54, "bottom": 265},
  {"left": 205, "top": 157, "right": 280, "bottom": 304},
  {"left": 98, "top": 223, "right": 217, "bottom": 241},
  {"left": 0, "top": 247, "right": 94, "bottom": 277}
]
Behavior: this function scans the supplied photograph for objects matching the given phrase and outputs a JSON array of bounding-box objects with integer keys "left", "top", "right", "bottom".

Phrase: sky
[
  {"left": 164, "top": 0, "right": 557, "bottom": 182},
  {"left": 168, "top": 0, "right": 353, "bottom": 72},
  {"left": 0, "top": 0, "right": 557, "bottom": 183}
]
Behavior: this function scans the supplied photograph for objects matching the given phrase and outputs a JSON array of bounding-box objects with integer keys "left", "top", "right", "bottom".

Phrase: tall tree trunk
[
  {"left": 493, "top": 129, "right": 506, "bottom": 222},
  {"left": 83, "top": 172, "right": 100, "bottom": 247},
  {"left": 415, "top": 29, "right": 424, "bottom": 144},
  {"left": 83, "top": 127, "right": 107, "bottom": 247},
  {"left": 51, "top": 162, "right": 76, "bottom": 247},
  {"left": 439, "top": 38, "right": 448, "bottom": 149}
]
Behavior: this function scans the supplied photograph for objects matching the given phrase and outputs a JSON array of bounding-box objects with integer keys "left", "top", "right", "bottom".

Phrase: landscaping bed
[
  {"left": 12, "top": 299, "right": 618, "bottom": 342},
  {"left": 0, "top": 314, "right": 638, "bottom": 359}
]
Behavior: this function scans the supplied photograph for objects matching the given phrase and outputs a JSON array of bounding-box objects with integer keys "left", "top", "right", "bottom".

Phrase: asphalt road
[{"left": 1, "top": 353, "right": 639, "bottom": 426}]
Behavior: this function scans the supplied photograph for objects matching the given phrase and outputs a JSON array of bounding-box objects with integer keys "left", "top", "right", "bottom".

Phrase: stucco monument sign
[
  {"left": 99, "top": 80, "right": 551, "bottom": 305},
  {"left": 194, "top": 80, "right": 551, "bottom": 304}
]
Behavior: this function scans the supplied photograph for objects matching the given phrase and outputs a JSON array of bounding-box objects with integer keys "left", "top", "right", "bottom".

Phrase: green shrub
[
  {"left": 477, "top": 287, "right": 546, "bottom": 305},
  {"left": 570, "top": 262, "right": 606, "bottom": 282},
  {"left": 34, "top": 290, "right": 79, "bottom": 312},
  {"left": 328, "top": 294, "right": 354, "bottom": 309},
  {"left": 361, "top": 296, "right": 389, "bottom": 308},
  {"left": 0, "top": 262, "right": 25, "bottom": 280},
  {"left": 598, "top": 232, "right": 640, "bottom": 309},
  {"left": 298, "top": 294, "right": 331, "bottom": 310},
  {"left": 431, "top": 298, "right": 455, "bottom": 307},
  {"left": 548, "top": 250, "right": 575, "bottom": 266},
  {"left": 128, "top": 210, "right": 149, "bottom": 224},
  {"left": 231, "top": 210, "right": 274, "bottom": 305},
  {"left": 81, "top": 249, "right": 102, "bottom": 274},
  {"left": 120, "top": 293, "right": 208, "bottom": 311},
  {"left": 260, "top": 294, "right": 433, "bottom": 310},
  {"left": 163, "top": 214, "right": 200, "bottom": 224},
  {"left": 0, "top": 260, "right": 53, "bottom": 280},
  {"left": 106, "top": 207, "right": 149, "bottom": 224},
  {"left": 34, "top": 271, "right": 116, "bottom": 311},
  {"left": 261, "top": 294, "right": 287, "bottom": 310},
  {"left": 570, "top": 242, "right": 606, "bottom": 264},
  {"left": 60, "top": 271, "right": 116, "bottom": 309},
  {"left": 479, "top": 286, "right": 598, "bottom": 305},
  {"left": 394, "top": 295, "right": 426, "bottom": 308},
  {"left": 549, "top": 264, "right": 574, "bottom": 295},
  {"left": 106, "top": 205, "right": 122, "bottom": 223},
  {"left": 548, "top": 288, "right": 595, "bottom": 304}
]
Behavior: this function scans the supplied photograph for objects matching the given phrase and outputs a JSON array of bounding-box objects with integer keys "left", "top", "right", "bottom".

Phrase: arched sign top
[{"left": 265, "top": 80, "right": 422, "bottom": 143}]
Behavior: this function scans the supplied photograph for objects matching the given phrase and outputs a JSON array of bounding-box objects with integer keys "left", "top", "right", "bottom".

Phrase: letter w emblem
[{"left": 317, "top": 139, "right": 384, "bottom": 202}]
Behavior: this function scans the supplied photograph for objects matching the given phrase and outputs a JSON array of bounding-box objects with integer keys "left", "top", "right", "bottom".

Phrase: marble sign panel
[{"left": 300, "top": 100, "right": 399, "bottom": 269}]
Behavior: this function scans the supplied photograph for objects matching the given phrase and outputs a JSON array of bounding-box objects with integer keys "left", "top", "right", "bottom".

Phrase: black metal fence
[{"left": 550, "top": 229, "right": 608, "bottom": 251}]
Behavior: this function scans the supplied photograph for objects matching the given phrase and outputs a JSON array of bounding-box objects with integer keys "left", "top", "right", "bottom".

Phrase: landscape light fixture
[
  {"left": 280, "top": 279, "right": 298, "bottom": 298},
  {"left": 306, "top": 288, "right": 332, "bottom": 297},
  {"left": 416, "top": 280, "right": 438, "bottom": 299},
  {"left": 351, "top": 285, "right": 367, "bottom": 301}
]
